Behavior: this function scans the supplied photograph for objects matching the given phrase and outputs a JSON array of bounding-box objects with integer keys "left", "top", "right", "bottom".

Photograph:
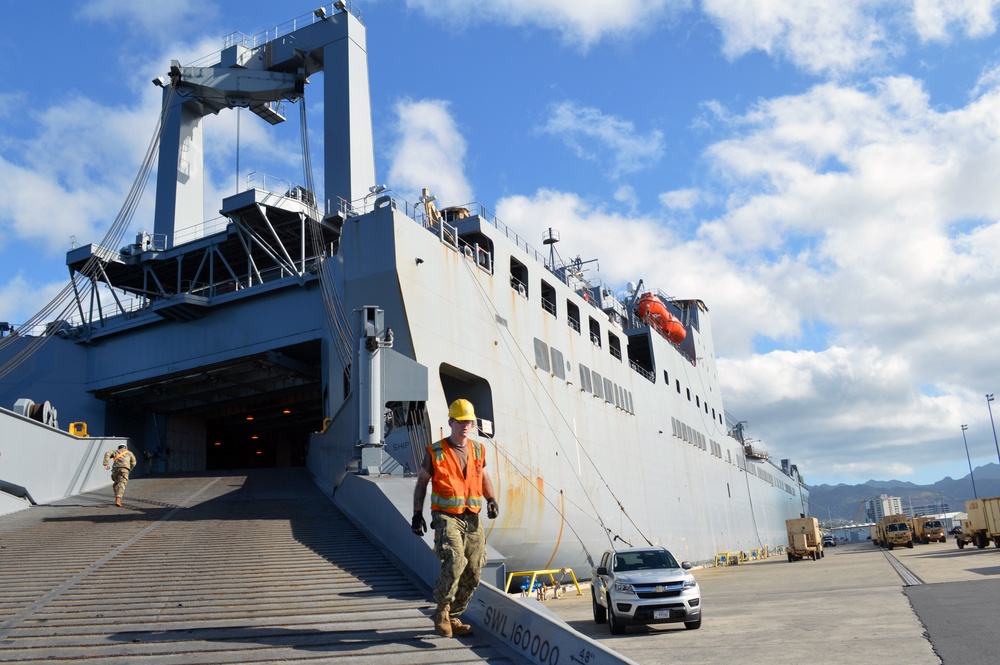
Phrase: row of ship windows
[
  {"left": 663, "top": 369, "right": 724, "bottom": 427},
  {"left": 512, "top": 264, "right": 726, "bottom": 426},
  {"left": 533, "top": 338, "right": 634, "bottom": 414},
  {"left": 532, "top": 335, "right": 727, "bottom": 425},
  {"left": 670, "top": 416, "right": 797, "bottom": 495},
  {"left": 511, "top": 264, "right": 623, "bottom": 358}
]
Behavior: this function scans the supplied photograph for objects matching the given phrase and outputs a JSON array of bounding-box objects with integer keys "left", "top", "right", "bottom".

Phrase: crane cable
[
  {"left": 0, "top": 86, "right": 176, "bottom": 380},
  {"left": 297, "top": 92, "right": 353, "bottom": 370}
]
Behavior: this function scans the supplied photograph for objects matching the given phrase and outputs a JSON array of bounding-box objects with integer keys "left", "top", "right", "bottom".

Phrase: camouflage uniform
[
  {"left": 431, "top": 510, "right": 487, "bottom": 615},
  {"left": 103, "top": 447, "right": 137, "bottom": 501}
]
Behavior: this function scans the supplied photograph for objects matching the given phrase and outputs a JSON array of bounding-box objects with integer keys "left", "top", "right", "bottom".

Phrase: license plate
[{"left": 653, "top": 610, "right": 671, "bottom": 619}]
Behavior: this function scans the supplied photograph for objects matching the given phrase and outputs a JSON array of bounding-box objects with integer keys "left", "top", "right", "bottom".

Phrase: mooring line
[{"left": 0, "top": 477, "right": 222, "bottom": 641}]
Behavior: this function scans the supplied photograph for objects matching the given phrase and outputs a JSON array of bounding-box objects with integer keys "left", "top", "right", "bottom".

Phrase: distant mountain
[{"left": 808, "top": 462, "right": 1000, "bottom": 524}]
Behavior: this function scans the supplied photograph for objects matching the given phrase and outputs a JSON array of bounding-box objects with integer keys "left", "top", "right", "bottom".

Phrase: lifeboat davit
[{"left": 635, "top": 293, "right": 686, "bottom": 344}]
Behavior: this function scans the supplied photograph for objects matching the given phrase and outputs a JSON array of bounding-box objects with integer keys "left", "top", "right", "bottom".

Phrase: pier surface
[{"left": 542, "top": 537, "right": 999, "bottom": 664}]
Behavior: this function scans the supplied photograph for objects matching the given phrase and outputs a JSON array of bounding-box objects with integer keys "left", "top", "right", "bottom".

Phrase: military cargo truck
[
  {"left": 964, "top": 497, "right": 1000, "bottom": 549},
  {"left": 786, "top": 517, "right": 824, "bottom": 561},
  {"left": 879, "top": 514, "right": 913, "bottom": 550},
  {"left": 911, "top": 516, "right": 946, "bottom": 544}
]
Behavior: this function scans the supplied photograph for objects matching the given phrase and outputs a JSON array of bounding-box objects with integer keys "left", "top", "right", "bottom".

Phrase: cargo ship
[{"left": 0, "top": 2, "right": 808, "bottom": 574}]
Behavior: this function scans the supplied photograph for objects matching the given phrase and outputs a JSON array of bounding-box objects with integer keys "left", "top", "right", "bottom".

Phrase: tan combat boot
[
  {"left": 450, "top": 616, "right": 473, "bottom": 636},
  {"left": 115, "top": 497, "right": 122, "bottom": 507},
  {"left": 432, "top": 603, "right": 452, "bottom": 637}
]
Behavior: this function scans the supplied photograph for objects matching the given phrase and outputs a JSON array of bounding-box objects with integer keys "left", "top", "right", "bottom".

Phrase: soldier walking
[
  {"left": 103, "top": 444, "right": 137, "bottom": 507},
  {"left": 412, "top": 399, "right": 499, "bottom": 638}
]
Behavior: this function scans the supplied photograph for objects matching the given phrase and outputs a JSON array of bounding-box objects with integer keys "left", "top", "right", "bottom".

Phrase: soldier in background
[
  {"left": 412, "top": 399, "right": 499, "bottom": 638},
  {"left": 102, "top": 444, "right": 137, "bottom": 507}
]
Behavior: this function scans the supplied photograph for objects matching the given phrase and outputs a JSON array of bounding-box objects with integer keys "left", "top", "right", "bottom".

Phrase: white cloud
[
  {"left": 689, "top": 74, "right": 1000, "bottom": 482},
  {"left": 540, "top": 102, "right": 665, "bottom": 178},
  {"left": 386, "top": 99, "right": 474, "bottom": 208},
  {"left": 494, "top": 69, "right": 1000, "bottom": 484},
  {"left": 701, "top": 0, "right": 890, "bottom": 77},
  {"left": 403, "top": 0, "right": 690, "bottom": 49},
  {"left": 0, "top": 95, "right": 156, "bottom": 255},
  {"left": 718, "top": 346, "right": 967, "bottom": 484},
  {"left": 614, "top": 185, "right": 640, "bottom": 212},
  {"left": 0, "top": 273, "right": 68, "bottom": 330},
  {"left": 910, "top": 0, "right": 999, "bottom": 42},
  {"left": 78, "top": 0, "right": 220, "bottom": 40},
  {"left": 660, "top": 188, "right": 702, "bottom": 210}
]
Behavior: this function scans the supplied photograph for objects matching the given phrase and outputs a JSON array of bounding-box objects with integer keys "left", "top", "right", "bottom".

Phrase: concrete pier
[{"left": 541, "top": 539, "right": 1000, "bottom": 664}]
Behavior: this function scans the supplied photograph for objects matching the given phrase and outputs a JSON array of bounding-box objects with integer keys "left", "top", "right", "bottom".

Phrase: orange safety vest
[{"left": 428, "top": 437, "right": 485, "bottom": 514}]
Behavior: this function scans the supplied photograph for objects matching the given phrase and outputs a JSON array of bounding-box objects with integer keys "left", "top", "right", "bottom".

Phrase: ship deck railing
[{"left": 183, "top": 3, "right": 366, "bottom": 69}]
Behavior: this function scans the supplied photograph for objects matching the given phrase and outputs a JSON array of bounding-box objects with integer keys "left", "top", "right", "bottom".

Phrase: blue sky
[{"left": 4, "top": 0, "right": 1000, "bottom": 488}]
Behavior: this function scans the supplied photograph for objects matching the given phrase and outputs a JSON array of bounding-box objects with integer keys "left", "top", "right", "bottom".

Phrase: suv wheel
[
  {"left": 607, "top": 594, "right": 626, "bottom": 635},
  {"left": 592, "top": 588, "right": 607, "bottom": 624},
  {"left": 684, "top": 615, "right": 702, "bottom": 630}
]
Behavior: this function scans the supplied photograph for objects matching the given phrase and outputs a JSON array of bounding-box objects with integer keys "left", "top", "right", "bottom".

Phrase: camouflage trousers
[
  {"left": 111, "top": 468, "right": 131, "bottom": 498},
  {"left": 431, "top": 511, "right": 486, "bottom": 615}
]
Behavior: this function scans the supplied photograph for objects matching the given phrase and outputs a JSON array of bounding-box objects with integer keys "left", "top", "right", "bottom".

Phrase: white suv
[{"left": 591, "top": 547, "right": 701, "bottom": 634}]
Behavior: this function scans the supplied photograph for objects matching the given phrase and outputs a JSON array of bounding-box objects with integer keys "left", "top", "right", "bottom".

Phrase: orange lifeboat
[{"left": 635, "top": 293, "right": 686, "bottom": 344}]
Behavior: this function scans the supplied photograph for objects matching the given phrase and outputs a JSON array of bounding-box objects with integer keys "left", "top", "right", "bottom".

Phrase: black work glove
[
  {"left": 411, "top": 513, "right": 427, "bottom": 536},
  {"left": 487, "top": 498, "right": 499, "bottom": 519}
]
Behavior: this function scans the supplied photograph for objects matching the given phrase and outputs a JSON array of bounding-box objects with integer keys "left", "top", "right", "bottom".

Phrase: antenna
[{"left": 542, "top": 227, "right": 559, "bottom": 268}]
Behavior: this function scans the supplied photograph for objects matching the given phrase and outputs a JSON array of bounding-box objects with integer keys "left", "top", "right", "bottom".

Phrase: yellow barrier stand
[
  {"left": 715, "top": 546, "right": 785, "bottom": 568},
  {"left": 504, "top": 568, "right": 583, "bottom": 601},
  {"left": 714, "top": 551, "right": 742, "bottom": 566}
]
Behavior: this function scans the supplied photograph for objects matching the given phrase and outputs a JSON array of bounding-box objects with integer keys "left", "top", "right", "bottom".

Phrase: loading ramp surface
[{"left": 0, "top": 468, "right": 519, "bottom": 664}]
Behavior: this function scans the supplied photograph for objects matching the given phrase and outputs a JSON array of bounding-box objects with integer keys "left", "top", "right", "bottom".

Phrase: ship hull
[{"left": 326, "top": 203, "right": 808, "bottom": 571}]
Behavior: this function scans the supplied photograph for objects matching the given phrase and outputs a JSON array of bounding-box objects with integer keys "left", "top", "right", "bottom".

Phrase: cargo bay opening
[{"left": 96, "top": 341, "right": 324, "bottom": 472}]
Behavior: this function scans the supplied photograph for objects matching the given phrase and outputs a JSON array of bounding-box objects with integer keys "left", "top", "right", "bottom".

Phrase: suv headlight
[
  {"left": 613, "top": 581, "right": 636, "bottom": 594},
  {"left": 682, "top": 578, "right": 698, "bottom": 589}
]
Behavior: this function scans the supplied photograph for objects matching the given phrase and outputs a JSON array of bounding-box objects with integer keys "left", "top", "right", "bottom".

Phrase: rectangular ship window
[
  {"left": 567, "top": 300, "right": 581, "bottom": 333},
  {"left": 541, "top": 279, "right": 556, "bottom": 316},
  {"left": 533, "top": 338, "right": 550, "bottom": 373},
  {"left": 579, "top": 364, "right": 593, "bottom": 392},
  {"left": 592, "top": 371, "right": 604, "bottom": 399},
  {"left": 551, "top": 347, "right": 566, "bottom": 379}
]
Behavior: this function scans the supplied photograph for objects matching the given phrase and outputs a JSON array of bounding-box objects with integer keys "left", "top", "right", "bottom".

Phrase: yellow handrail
[{"left": 504, "top": 567, "right": 583, "bottom": 599}]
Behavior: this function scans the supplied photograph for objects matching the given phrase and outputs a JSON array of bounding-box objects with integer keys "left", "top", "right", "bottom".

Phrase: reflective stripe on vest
[{"left": 428, "top": 438, "right": 485, "bottom": 514}]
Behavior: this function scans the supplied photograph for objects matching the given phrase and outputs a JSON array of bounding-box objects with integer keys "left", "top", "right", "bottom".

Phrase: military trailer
[
  {"left": 964, "top": 497, "right": 1000, "bottom": 549},
  {"left": 955, "top": 519, "right": 975, "bottom": 549},
  {"left": 786, "top": 517, "right": 824, "bottom": 562}
]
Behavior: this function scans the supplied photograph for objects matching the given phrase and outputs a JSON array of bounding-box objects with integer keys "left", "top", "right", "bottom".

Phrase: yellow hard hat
[{"left": 448, "top": 398, "right": 477, "bottom": 421}]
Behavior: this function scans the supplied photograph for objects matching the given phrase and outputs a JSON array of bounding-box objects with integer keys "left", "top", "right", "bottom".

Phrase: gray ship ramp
[{"left": 0, "top": 469, "right": 528, "bottom": 664}]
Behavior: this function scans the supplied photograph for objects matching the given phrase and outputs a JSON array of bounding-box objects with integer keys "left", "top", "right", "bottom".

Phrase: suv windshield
[{"left": 613, "top": 549, "right": 679, "bottom": 571}]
